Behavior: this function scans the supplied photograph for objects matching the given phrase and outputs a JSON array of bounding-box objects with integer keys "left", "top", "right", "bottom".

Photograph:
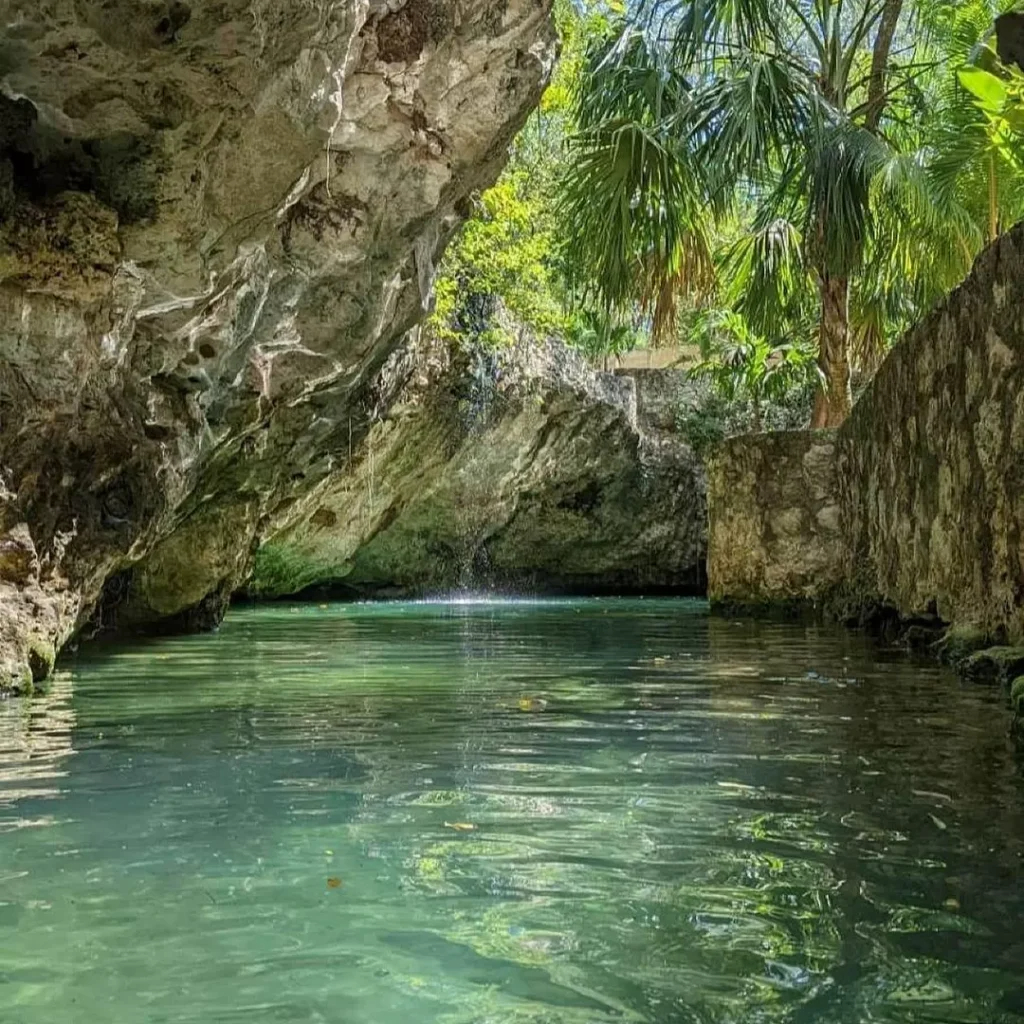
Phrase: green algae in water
[{"left": 2, "top": 598, "right": 1024, "bottom": 1023}]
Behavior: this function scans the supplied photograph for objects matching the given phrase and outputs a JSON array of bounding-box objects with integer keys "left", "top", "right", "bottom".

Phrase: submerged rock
[
  {"left": 0, "top": 0, "right": 557, "bottom": 690},
  {"left": 251, "top": 332, "right": 708, "bottom": 598},
  {"left": 934, "top": 626, "right": 992, "bottom": 668},
  {"left": 960, "top": 647, "right": 1024, "bottom": 685}
]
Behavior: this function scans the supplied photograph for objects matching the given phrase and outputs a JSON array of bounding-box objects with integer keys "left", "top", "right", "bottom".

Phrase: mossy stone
[
  {"left": 936, "top": 626, "right": 992, "bottom": 668},
  {"left": 1, "top": 661, "right": 33, "bottom": 697},
  {"left": 1011, "top": 677, "right": 1024, "bottom": 716},
  {"left": 26, "top": 638, "right": 55, "bottom": 684},
  {"left": 960, "top": 646, "right": 1024, "bottom": 683}
]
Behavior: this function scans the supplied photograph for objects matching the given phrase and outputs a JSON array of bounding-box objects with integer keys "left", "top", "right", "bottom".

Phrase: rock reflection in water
[{"left": 0, "top": 672, "right": 75, "bottom": 813}]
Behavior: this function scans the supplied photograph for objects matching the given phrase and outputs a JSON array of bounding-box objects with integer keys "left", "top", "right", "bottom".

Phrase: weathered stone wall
[
  {"left": 622, "top": 368, "right": 704, "bottom": 434},
  {"left": 707, "top": 431, "right": 841, "bottom": 608},
  {"left": 708, "top": 223, "right": 1024, "bottom": 640},
  {"left": 0, "top": 0, "right": 557, "bottom": 690},
  {"left": 837, "top": 225, "right": 1024, "bottom": 639}
]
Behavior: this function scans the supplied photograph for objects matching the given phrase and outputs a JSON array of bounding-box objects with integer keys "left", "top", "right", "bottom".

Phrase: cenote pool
[{"left": 2, "top": 599, "right": 1024, "bottom": 1023}]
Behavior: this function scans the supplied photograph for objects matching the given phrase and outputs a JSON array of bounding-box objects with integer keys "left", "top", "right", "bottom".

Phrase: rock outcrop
[
  {"left": 0, "top": 0, "right": 556, "bottom": 690},
  {"left": 251, "top": 331, "right": 708, "bottom": 598},
  {"left": 708, "top": 222, "right": 1024, "bottom": 643}
]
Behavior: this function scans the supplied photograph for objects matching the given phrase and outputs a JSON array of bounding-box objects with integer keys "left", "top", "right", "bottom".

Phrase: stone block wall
[
  {"left": 708, "top": 431, "right": 842, "bottom": 607},
  {"left": 837, "top": 226, "right": 1024, "bottom": 639},
  {"left": 707, "top": 223, "right": 1024, "bottom": 639},
  {"left": 621, "top": 369, "right": 704, "bottom": 434}
]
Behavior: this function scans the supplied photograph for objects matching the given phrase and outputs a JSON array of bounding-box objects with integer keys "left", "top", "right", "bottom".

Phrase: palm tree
[
  {"left": 926, "top": 2, "right": 1024, "bottom": 246},
  {"left": 561, "top": 0, "right": 1003, "bottom": 427}
]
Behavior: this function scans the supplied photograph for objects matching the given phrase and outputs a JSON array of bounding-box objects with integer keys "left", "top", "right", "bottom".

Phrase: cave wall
[
  {"left": 0, "top": 0, "right": 557, "bottom": 690},
  {"left": 251, "top": 332, "right": 708, "bottom": 598},
  {"left": 707, "top": 223, "right": 1024, "bottom": 638}
]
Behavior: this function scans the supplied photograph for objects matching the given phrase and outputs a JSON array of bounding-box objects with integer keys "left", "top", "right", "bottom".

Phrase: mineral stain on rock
[{"left": 374, "top": 0, "right": 435, "bottom": 64}]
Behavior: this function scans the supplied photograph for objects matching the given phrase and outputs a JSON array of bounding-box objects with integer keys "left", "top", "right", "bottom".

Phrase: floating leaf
[{"left": 517, "top": 697, "right": 547, "bottom": 712}]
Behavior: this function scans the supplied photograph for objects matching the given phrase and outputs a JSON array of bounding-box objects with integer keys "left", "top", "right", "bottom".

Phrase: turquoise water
[{"left": 2, "top": 598, "right": 1024, "bottom": 1023}]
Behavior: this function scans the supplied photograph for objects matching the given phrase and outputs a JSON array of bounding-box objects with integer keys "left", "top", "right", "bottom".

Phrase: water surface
[{"left": 2, "top": 599, "right": 1024, "bottom": 1023}]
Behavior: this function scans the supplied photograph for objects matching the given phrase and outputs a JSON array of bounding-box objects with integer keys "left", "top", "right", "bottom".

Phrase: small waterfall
[{"left": 454, "top": 540, "right": 494, "bottom": 596}]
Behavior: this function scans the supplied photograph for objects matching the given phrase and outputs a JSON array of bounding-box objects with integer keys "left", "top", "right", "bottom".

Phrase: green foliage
[
  {"left": 559, "top": 27, "right": 714, "bottom": 339},
  {"left": 674, "top": 390, "right": 736, "bottom": 459},
  {"left": 563, "top": 307, "right": 643, "bottom": 364},
  {"left": 958, "top": 60, "right": 1024, "bottom": 175},
  {"left": 431, "top": 171, "right": 564, "bottom": 348},
  {"left": 913, "top": 2, "right": 1024, "bottom": 280},
  {"left": 686, "top": 308, "right": 819, "bottom": 434},
  {"left": 433, "top": 0, "right": 1024, "bottom": 433},
  {"left": 691, "top": 311, "right": 818, "bottom": 401},
  {"left": 675, "top": 384, "right": 815, "bottom": 458},
  {"left": 430, "top": 0, "right": 625, "bottom": 354},
  {"left": 558, "top": 0, "right": 1024, "bottom": 424}
]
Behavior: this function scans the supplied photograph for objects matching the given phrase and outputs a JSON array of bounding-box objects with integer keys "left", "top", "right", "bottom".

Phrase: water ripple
[{"left": 1, "top": 599, "right": 1023, "bottom": 1023}]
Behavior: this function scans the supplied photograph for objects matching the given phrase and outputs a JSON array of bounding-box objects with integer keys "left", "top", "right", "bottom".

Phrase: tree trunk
[
  {"left": 811, "top": 274, "right": 853, "bottom": 428},
  {"left": 989, "top": 152, "right": 999, "bottom": 243},
  {"left": 865, "top": 0, "right": 904, "bottom": 133}
]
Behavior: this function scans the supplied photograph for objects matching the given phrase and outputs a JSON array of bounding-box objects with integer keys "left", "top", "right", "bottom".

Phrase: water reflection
[
  {"left": 0, "top": 671, "right": 75, "bottom": 811},
  {"left": 1, "top": 600, "right": 1023, "bottom": 1023}
]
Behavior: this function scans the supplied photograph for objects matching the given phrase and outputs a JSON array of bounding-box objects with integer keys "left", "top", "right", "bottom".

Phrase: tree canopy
[
  {"left": 431, "top": 0, "right": 1024, "bottom": 432},
  {"left": 561, "top": 0, "right": 1024, "bottom": 425}
]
